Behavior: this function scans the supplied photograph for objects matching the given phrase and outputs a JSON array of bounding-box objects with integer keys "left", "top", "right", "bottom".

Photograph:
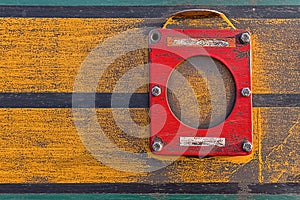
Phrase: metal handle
[{"left": 162, "top": 9, "right": 236, "bottom": 29}]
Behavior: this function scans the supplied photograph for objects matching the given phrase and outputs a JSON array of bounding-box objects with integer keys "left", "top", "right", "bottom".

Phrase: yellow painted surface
[
  {"left": 0, "top": 18, "right": 299, "bottom": 93},
  {"left": 239, "top": 19, "right": 300, "bottom": 94},
  {"left": 0, "top": 108, "right": 298, "bottom": 183},
  {"left": 0, "top": 18, "right": 143, "bottom": 93},
  {"left": 0, "top": 108, "right": 147, "bottom": 183},
  {"left": 256, "top": 108, "right": 264, "bottom": 183},
  {"left": 259, "top": 108, "right": 299, "bottom": 183},
  {"left": 0, "top": 17, "right": 299, "bottom": 184}
]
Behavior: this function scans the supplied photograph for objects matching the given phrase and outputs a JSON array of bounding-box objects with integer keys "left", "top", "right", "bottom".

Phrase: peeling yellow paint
[
  {"left": 0, "top": 108, "right": 298, "bottom": 184},
  {"left": 265, "top": 118, "right": 299, "bottom": 183},
  {"left": 0, "top": 108, "right": 147, "bottom": 183},
  {"left": 257, "top": 108, "right": 264, "bottom": 183},
  {"left": 0, "top": 18, "right": 299, "bottom": 94},
  {"left": 0, "top": 18, "right": 142, "bottom": 93},
  {"left": 0, "top": 17, "right": 299, "bottom": 184},
  {"left": 235, "top": 18, "right": 300, "bottom": 94},
  {"left": 0, "top": 108, "right": 259, "bottom": 183}
]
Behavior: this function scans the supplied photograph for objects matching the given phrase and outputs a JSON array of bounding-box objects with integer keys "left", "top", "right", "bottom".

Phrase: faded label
[
  {"left": 180, "top": 137, "right": 225, "bottom": 147},
  {"left": 167, "top": 37, "right": 235, "bottom": 47}
]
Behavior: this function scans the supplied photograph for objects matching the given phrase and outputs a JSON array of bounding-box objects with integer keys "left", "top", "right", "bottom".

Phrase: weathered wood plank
[
  {"left": 0, "top": 18, "right": 298, "bottom": 94},
  {"left": 0, "top": 6, "right": 299, "bottom": 18},
  {"left": 0, "top": 184, "right": 299, "bottom": 194},
  {"left": 0, "top": 108, "right": 298, "bottom": 184},
  {"left": 0, "top": 5, "right": 299, "bottom": 196},
  {"left": 0, "top": 1, "right": 299, "bottom": 6}
]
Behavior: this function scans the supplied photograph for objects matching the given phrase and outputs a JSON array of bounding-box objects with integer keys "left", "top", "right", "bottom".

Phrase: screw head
[
  {"left": 242, "top": 141, "right": 253, "bottom": 152},
  {"left": 151, "top": 86, "right": 162, "bottom": 96},
  {"left": 240, "top": 32, "right": 251, "bottom": 44},
  {"left": 152, "top": 141, "right": 163, "bottom": 152},
  {"left": 241, "top": 87, "right": 251, "bottom": 97}
]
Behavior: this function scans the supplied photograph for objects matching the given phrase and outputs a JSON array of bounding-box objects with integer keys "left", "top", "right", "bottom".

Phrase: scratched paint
[
  {"left": 0, "top": 17, "right": 299, "bottom": 185},
  {"left": 0, "top": 0, "right": 299, "bottom": 6},
  {"left": 0, "top": 18, "right": 299, "bottom": 94},
  {"left": 0, "top": 108, "right": 148, "bottom": 183},
  {"left": 0, "top": 18, "right": 143, "bottom": 93},
  {"left": 0, "top": 93, "right": 297, "bottom": 182},
  {"left": 257, "top": 108, "right": 264, "bottom": 183},
  {"left": 260, "top": 108, "right": 299, "bottom": 183},
  {"left": 0, "top": 108, "right": 256, "bottom": 183},
  {"left": 0, "top": 107, "right": 294, "bottom": 183}
]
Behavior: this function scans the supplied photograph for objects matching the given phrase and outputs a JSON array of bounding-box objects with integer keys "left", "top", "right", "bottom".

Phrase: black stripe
[
  {"left": 0, "top": 93, "right": 299, "bottom": 108},
  {"left": 0, "top": 6, "right": 299, "bottom": 18},
  {"left": 0, "top": 183, "right": 298, "bottom": 194},
  {"left": 252, "top": 94, "right": 300, "bottom": 107},
  {"left": 0, "top": 93, "right": 148, "bottom": 108}
]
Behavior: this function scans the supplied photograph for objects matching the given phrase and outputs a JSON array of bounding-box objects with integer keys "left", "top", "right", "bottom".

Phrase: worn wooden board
[
  {"left": 0, "top": 4, "right": 299, "bottom": 197},
  {"left": 0, "top": 17, "right": 299, "bottom": 94},
  {"left": 0, "top": 0, "right": 299, "bottom": 6}
]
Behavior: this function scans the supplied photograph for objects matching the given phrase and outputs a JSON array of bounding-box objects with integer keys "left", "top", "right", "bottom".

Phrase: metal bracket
[{"left": 149, "top": 10, "right": 252, "bottom": 157}]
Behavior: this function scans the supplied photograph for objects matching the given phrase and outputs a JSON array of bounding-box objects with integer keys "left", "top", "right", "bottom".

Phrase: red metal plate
[{"left": 149, "top": 28, "right": 252, "bottom": 156}]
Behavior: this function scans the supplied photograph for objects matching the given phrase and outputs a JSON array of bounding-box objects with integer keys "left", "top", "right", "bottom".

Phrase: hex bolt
[
  {"left": 241, "top": 87, "right": 251, "bottom": 97},
  {"left": 151, "top": 86, "right": 162, "bottom": 96},
  {"left": 242, "top": 141, "right": 253, "bottom": 152},
  {"left": 240, "top": 32, "right": 251, "bottom": 44},
  {"left": 152, "top": 141, "right": 163, "bottom": 152}
]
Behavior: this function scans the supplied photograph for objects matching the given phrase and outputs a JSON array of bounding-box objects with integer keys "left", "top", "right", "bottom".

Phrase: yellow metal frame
[{"left": 162, "top": 9, "right": 236, "bottom": 29}]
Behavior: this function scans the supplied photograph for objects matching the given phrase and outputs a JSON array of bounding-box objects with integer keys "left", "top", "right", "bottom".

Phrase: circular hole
[
  {"left": 152, "top": 33, "right": 159, "bottom": 41},
  {"left": 150, "top": 30, "right": 161, "bottom": 44},
  {"left": 167, "top": 56, "right": 236, "bottom": 129}
]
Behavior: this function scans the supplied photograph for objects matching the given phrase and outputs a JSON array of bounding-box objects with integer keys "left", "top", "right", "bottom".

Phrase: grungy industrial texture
[
  {"left": 0, "top": 17, "right": 299, "bottom": 184},
  {"left": 0, "top": 18, "right": 299, "bottom": 94}
]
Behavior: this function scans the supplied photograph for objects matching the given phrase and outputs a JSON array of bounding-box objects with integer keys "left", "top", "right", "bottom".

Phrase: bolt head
[
  {"left": 152, "top": 141, "right": 163, "bottom": 152},
  {"left": 242, "top": 142, "right": 253, "bottom": 152},
  {"left": 151, "top": 86, "right": 162, "bottom": 96},
  {"left": 240, "top": 32, "right": 251, "bottom": 44},
  {"left": 241, "top": 87, "right": 251, "bottom": 97}
]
